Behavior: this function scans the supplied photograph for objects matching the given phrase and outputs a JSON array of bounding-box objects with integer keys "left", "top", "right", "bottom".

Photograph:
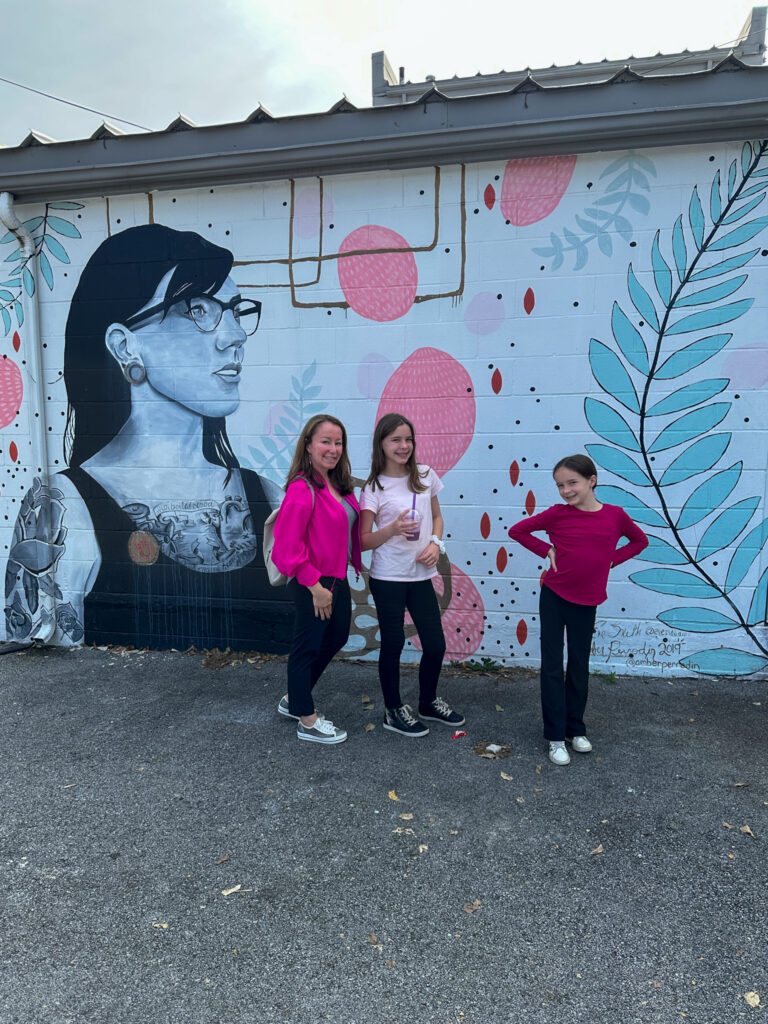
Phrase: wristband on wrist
[{"left": 430, "top": 535, "right": 446, "bottom": 555}]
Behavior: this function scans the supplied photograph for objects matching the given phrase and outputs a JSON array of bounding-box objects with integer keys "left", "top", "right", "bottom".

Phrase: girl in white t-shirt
[{"left": 360, "top": 413, "right": 465, "bottom": 737}]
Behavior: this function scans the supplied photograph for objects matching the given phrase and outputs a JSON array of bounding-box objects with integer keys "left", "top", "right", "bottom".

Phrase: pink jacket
[{"left": 272, "top": 477, "right": 362, "bottom": 587}]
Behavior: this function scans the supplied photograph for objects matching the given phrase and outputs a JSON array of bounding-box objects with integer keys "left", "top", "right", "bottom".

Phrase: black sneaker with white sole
[
  {"left": 418, "top": 697, "right": 465, "bottom": 727},
  {"left": 383, "top": 704, "right": 430, "bottom": 737}
]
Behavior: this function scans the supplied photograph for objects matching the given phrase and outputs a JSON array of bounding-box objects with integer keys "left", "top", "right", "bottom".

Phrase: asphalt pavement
[{"left": 0, "top": 645, "right": 765, "bottom": 1024}]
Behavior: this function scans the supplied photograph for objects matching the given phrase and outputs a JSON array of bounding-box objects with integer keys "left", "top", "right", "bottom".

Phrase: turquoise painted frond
[
  {"left": 646, "top": 379, "right": 728, "bottom": 415},
  {"left": 721, "top": 192, "right": 765, "bottom": 224},
  {"left": 658, "top": 433, "right": 731, "bottom": 486},
  {"left": 584, "top": 398, "right": 640, "bottom": 451},
  {"left": 595, "top": 486, "right": 668, "bottom": 528},
  {"left": 676, "top": 462, "right": 742, "bottom": 529},
  {"left": 43, "top": 235, "right": 70, "bottom": 264},
  {"left": 39, "top": 251, "right": 54, "bottom": 290},
  {"left": 725, "top": 517, "right": 768, "bottom": 592},
  {"left": 588, "top": 340, "right": 640, "bottom": 411},
  {"left": 747, "top": 567, "right": 768, "bottom": 625},
  {"left": 651, "top": 231, "right": 672, "bottom": 305},
  {"left": 688, "top": 250, "right": 758, "bottom": 282},
  {"left": 46, "top": 216, "right": 81, "bottom": 239},
  {"left": 585, "top": 444, "right": 651, "bottom": 486},
  {"left": 658, "top": 608, "right": 738, "bottom": 632},
  {"left": 666, "top": 298, "right": 754, "bottom": 336},
  {"left": 695, "top": 497, "right": 761, "bottom": 561},
  {"left": 626, "top": 265, "right": 659, "bottom": 330},
  {"left": 610, "top": 303, "right": 649, "bottom": 373},
  {"left": 629, "top": 568, "right": 722, "bottom": 599},
  {"left": 688, "top": 187, "right": 705, "bottom": 248},
  {"left": 709, "top": 171, "right": 722, "bottom": 222},
  {"left": 680, "top": 648, "right": 768, "bottom": 676},
  {"left": 675, "top": 274, "right": 747, "bottom": 307},
  {"left": 634, "top": 535, "right": 688, "bottom": 564},
  {"left": 647, "top": 403, "right": 730, "bottom": 452},
  {"left": 655, "top": 334, "right": 732, "bottom": 379},
  {"left": 671, "top": 216, "right": 687, "bottom": 280},
  {"left": 708, "top": 217, "right": 768, "bottom": 251}
]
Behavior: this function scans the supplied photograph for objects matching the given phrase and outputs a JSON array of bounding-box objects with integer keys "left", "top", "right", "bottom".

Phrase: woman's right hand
[
  {"left": 388, "top": 510, "right": 416, "bottom": 539},
  {"left": 310, "top": 582, "right": 334, "bottom": 619},
  {"left": 547, "top": 547, "right": 558, "bottom": 573}
]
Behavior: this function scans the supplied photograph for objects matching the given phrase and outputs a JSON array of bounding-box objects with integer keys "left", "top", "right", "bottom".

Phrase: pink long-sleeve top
[
  {"left": 508, "top": 503, "right": 648, "bottom": 606},
  {"left": 272, "top": 477, "right": 362, "bottom": 587}
]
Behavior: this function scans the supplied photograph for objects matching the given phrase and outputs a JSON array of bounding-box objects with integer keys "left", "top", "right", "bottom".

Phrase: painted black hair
[{"left": 63, "top": 224, "right": 237, "bottom": 471}]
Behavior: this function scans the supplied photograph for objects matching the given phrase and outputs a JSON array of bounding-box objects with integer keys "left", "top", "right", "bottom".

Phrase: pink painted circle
[
  {"left": 338, "top": 225, "right": 418, "bottom": 322},
  {"left": 0, "top": 357, "right": 23, "bottom": 429}
]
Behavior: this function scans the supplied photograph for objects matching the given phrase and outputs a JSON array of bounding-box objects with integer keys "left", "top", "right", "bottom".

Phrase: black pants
[
  {"left": 369, "top": 577, "right": 446, "bottom": 710},
  {"left": 539, "top": 584, "right": 596, "bottom": 741},
  {"left": 286, "top": 577, "right": 351, "bottom": 717}
]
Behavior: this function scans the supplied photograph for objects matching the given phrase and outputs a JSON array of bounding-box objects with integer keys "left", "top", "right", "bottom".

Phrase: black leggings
[
  {"left": 286, "top": 577, "right": 351, "bottom": 718},
  {"left": 538, "top": 583, "right": 596, "bottom": 741},
  {"left": 369, "top": 577, "right": 446, "bottom": 710}
]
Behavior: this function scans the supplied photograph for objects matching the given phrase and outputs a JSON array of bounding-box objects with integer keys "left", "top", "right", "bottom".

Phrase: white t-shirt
[{"left": 360, "top": 465, "right": 443, "bottom": 581}]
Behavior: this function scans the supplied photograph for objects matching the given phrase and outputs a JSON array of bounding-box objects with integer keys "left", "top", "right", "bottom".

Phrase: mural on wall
[
  {"left": 4, "top": 224, "right": 293, "bottom": 650},
  {"left": 584, "top": 139, "right": 768, "bottom": 677},
  {"left": 1, "top": 143, "right": 766, "bottom": 675}
]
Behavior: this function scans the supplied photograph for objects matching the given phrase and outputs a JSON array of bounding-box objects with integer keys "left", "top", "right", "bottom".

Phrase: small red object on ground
[{"left": 452, "top": 730, "right": 467, "bottom": 739}]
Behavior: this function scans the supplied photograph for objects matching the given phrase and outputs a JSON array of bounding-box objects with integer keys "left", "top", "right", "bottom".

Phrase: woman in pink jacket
[{"left": 272, "top": 415, "right": 362, "bottom": 745}]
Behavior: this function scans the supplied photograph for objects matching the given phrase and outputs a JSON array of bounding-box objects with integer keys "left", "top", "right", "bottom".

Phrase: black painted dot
[
  {"left": 536, "top": 398, "right": 540, "bottom": 403},
  {"left": 329, "top": 224, "right": 334, "bottom": 229},
  {"left": 505, "top": 219, "right": 510, "bottom": 225},
  {"left": 208, "top": 224, "right": 212, "bottom": 228},
  {"left": 488, "top": 363, "right": 493, "bottom": 369},
  {"left": 529, "top": 386, "right": 535, "bottom": 392},
  {"left": 510, "top": 342, "right": 515, "bottom": 347},
  {"left": 327, "top": 310, "right": 332, "bottom": 316},
  {"left": 533, "top": 463, "right": 539, "bottom": 468},
  {"left": 630, "top": 241, "right": 637, "bottom": 248},
  {"left": 734, "top": 394, "right": 740, "bottom": 399},
  {"left": 445, "top": 247, "right": 450, "bottom": 253},
  {"left": 172, "top": 198, "right": 176, "bottom": 203},
  {"left": 473, "top": 208, "right": 479, "bottom": 214},
  {"left": 554, "top": 425, "right": 560, "bottom": 430},
  {"left": 515, "top": 420, "right": 520, "bottom": 425},
  {"left": 573, "top": 301, "right": 579, "bottom": 307},
  {"left": 744, "top": 417, "right": 750, "bottom": 422},
  {"left": 708, "top": 155, "right": 715, "bottom": 162},
  {"left": 282, "top": 201, "right": 287, "bottom": 206},
  {"left": 466, "top": 387, "right": 472, "bottom": 393},
  {"left": 494, "top": 174, "right": 500, "bottom": 181},
  {"left": 497, "top": 293, "right": 502, "bottom": 300},
  {"left": 639, "top": 320, "right": 645, "bottom": 327},
  {"left": 762, "top": 250, "right": 768, "bottom": 257},
  {"left": 521, "top": 457, "right": 527, "bottom": 462},
  {"left": 420, "top": 190, "right": 424, "bottom": 195},
  {"left": 586, "top": 181, "right": 593, "bottom": 189}
]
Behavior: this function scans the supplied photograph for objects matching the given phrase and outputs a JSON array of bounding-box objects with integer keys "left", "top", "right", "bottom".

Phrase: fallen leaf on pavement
[
  {"left": 216, "top": 855, "right": 230, "bottom": 865},
  {"left": 152, "top": 922, "right": 169, "bottom": 929},
  {"left": 500, "top": 772, "right": 514, "bottom": 781},
  {"left": 392, "top": 827, "right": 415, "bottom": 836},
  {"left": 364, "top": 723, "right": 375, "bottom": 732},
  {"left": 449, "top": 830, "right": 458, "bottom": 835},
  {"left": 590, "top": 844, "right": 604, "bottom": 856},
  {"left": 516, "top": 797, "right": 525, "bottom": 804},
  {"left": 463, "top": 899, "right": 482, "bottom": 914},
  {"left": 731, "top": 782, "right": 749, "bottom": 788},
  {"left": 399, "top": 813, "right": 413, "bottom": 820},
  {"left": 386, "top": 958, "right": 395, "bottom": 969},
  {"left": 221, "top": 884, "right": 242, "bottom": 896},
  {"left": 723, "top": 822, "right": 735, "bottom": 830},
  {"left": 367, "top": 933, "right": 378, "bottom": 945},
  {"left": 495, "top": 705, "right": 504, "bottom": 712},
  {"left": 740, "top": 825, "right": 756, "bottom": 837},
  {"left": 744, "top": 992, "right": 761, "bottom": 1008},
  {"left": 418, "top": 844, "right": 428, "bottom": 854},
  {"left": 535, "top": 764, "right": 542, "bottom": 774},
  {"left": 388, "top": 790, "right": 400, "bottom": 801},
  {"left": 361, "top": 694, "right": 370, "bottom": 703}
]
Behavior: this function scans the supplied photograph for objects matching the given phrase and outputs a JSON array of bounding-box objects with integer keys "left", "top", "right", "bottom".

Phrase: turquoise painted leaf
[
  {"left": 666, "top": 298, "right": 754, "bottom": 336},
  {"left": 261, "top": 435, "right": 279, "bottom": 455},
  {"left": 634, "top": 535, "right": 688, "bottom": 564},
  {"left": 584, "top": 398, "right": 640, "bottom": 451},
  {"left": 671, "top": 216, "right": 687, "bottom": 281},
  {"left": 22, "top": 216, "right": 44, "bottom": 233},
  {"left": 688, "top": 187, "right": 705, "bottom": 249},
  {"left": 304, "top": 402, "right": 327, "bottom": 414},
  {"left": 696, "top": 496, "right": 761, "bottom": 560},
  {"left": 614, "top": 215, "right": 633, "bottom": 242},
  {"left": 43, "top": 235, "right": 70, "bottom": 264},
  {"left": 727, "top": 160, "right": 737, "bottom": 198},
  {"left": 626, "top": 193, "right": 650, "bottom": 215},
  {"left": 46, "top": 201, "right": 84, "bottom": 210},
  {"left": 680, "top": 647, "right": 768, "bottom": 676},
  {"left": 1, "top": 308, "right": 10, "bottom": 335},
  {"left": 4, "top": 249, "right": 22, "bottom": 263},
  {"left": 750, "top": 165, "right": 768, "bottom": 177},
  {"left": 721, "top": 192, "right": 765, "bottom": 224},
  {"left": 648, "top": 403, "right": 730, "bottom": 452},
  {"left": 588, "top": 340, "right": 640, "bottom": 412},
  {"left": 301, "top": 362, "right": 317, "bottom": 383},
  {"left": 46, "top": 216, "right": 81, "bottom": 239},
  {"left": 675, "top": 274, "right": 746, "bottom": 307},
  {"left": 595, "top": 486, "right": 668, "bottom": 528},
  {"left": 677, "top": 463, "right": 743, "bottom": 529},
  {"left": 629, "top": 568, "right": 722, "bottom": 599},
  {"left": 38, "top": 251, "right": 54, "bottom": 290},
  {"left": 651, "top": 231, "right": 672, "bottom": 305},
  {"left": 657, "top": 607, "right": 739, "bottom": 632},
  {"left": 611, "top": 303, "right": 649, "bottom": 373},
  {"left": 725, "top": 516, "right": 768, "bottom": 592},
  {"left": 741, "top": 141, "right": 753, "bottom": 175},
  {"left": 735, "top": 180, "right": 768, "bottom": 199},
  {"left": 0, "top": 289, "right": 12, "bottom": 301},
  {"left": 688, "top": 249, "right": 758, "bottom": 282},
  {"left": 659, "top": 433, "right": 731, "bottom": 487},
  {"left": 22, "top": 267, "right": 34, "bottom": 297},
  {"left": 709, "top": 171, "right": 722, "bottom": 223},
  {"left": 627, "top": 265, "right": 659, "bottom": 331},
  {"left": 655, "top": 334, "right": 732, "bottom": 379},
  {"left": 13, "top": 302, "right": 22, "bottom": 327},
  {"left": 747, "top": 567, "right": 768, "bottom": 625},
  {"left": 631, "top": 152, "right": 657, "bottom": 175},
  {"left": 303, "top": 385, "right": 322, "bottom": 399},
  {"left": 585, "top": 444, "right": 651, "bottom": 487},
  {"left": 708, "top": 217, "right": 768, "bottom": 251},
  {"left": 597, "top": 232, "right": 613, "bottom": 257},
  {"left": 646, "top": 380, "right": 728, "bottom": 415}
]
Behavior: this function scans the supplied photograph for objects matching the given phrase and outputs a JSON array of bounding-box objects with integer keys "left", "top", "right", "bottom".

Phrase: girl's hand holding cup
[{"left": 388, "top": 509, "right": 420, "bottom": 540}]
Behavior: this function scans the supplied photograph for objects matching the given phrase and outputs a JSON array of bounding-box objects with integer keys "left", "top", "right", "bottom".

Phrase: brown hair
[
  {"left": 285, "top": 415, "right": 354, "bottom": 495},
  {"left": 553, "top": 453, "right": 598, "bottom": 484},
  {"left": 364, "top": 412, "right": 428, "bottom": 494}
]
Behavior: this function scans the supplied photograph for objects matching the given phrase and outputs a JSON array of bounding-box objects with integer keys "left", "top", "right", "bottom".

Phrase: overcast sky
[{"left": 0, "top": 0, "right": 755, "bottom": 146}]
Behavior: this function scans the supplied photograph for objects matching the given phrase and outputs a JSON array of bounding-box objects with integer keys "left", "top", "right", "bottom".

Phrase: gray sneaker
[
  {"left": 297, "top": 716, "right": 347, "bottom": 744},
  {"left": 278, "top": 695, "right": 322, "bottom": 721}
]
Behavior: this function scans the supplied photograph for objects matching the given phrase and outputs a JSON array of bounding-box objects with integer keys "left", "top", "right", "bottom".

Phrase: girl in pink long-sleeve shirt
[
  {"left": 272, "top": 415, "right": 362, "bottom": 745},
  {"left": 508, "top": 454, "right": 648, "bottom": 766}
]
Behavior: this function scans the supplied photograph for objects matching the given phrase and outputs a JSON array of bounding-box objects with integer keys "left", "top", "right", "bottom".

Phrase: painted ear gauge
[{"left": 123, "top": 360, "right": 147, "bottom": 385}]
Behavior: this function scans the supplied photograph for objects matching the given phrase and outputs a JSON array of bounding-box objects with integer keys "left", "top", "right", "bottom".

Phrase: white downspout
[{"left": 0, "top": 191, "right": 56, "bottom": 642}]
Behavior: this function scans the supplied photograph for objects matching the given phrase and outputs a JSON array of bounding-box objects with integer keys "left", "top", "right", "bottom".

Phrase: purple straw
[{"left": 411, "top": 493, "right": 417, "bottom": 519}]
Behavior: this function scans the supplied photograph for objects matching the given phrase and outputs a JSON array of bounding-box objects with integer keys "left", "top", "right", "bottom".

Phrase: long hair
[
  {"left": 553, "top": 453, "right": 598, "bottom": 484},
  {"left": 63, "top": 224, "right": 238, "bottom": 472},
  {"left": 285, "top": 415, "right": 354, "bottom": 495},
  {"left": 364, "top": 412, "right": 428, "bottom": 493}
]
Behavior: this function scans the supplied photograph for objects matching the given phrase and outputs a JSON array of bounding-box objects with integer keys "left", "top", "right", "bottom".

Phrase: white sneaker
[
  {"left": 567, "top": 735, "right": 593, "bottom": 753},
  {"left": 548, "top": 741, "right": 571, "bottom": 766},
  {"left": 297, "top": 716, "right": 347, "bottom": 744}
]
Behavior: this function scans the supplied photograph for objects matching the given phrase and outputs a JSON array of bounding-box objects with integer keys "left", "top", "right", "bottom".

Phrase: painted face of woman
[{"left": 125, "top": 270, "right": 249, "bottom": 419}]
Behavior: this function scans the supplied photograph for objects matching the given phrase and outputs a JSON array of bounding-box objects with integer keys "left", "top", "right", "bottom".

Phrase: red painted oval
[
  {"left": 496, "top": 547, "right": 508, "bottom": 573},
  {"left": 540, "top": 570, "right": 548, "bottom": 588},
  {"left": 525, "top": 490, "right": 536, "bottom": 516},
  {"left": 523, "top": 288, "right": 535, "bottom": 315},
  {"left": 480, "top": 512, "right": 491, "bottom": 540},
  {"left": 516, "top": 619, "right": 528, "bottom": 645},
  {"left": 9, "top": 441, "right": 18, "bottom": 462},
  {"left": 12, "top": 332, "right": 20, "bottom": 353},
  {"left": 491, "top": 368, "right": 502, "bottom": 394},
  {"left": 509, "top": 460, "right": 519, "bottom": 487},
  {"left": 484, "top": 183, "right": 496, "bottom": 210}
]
